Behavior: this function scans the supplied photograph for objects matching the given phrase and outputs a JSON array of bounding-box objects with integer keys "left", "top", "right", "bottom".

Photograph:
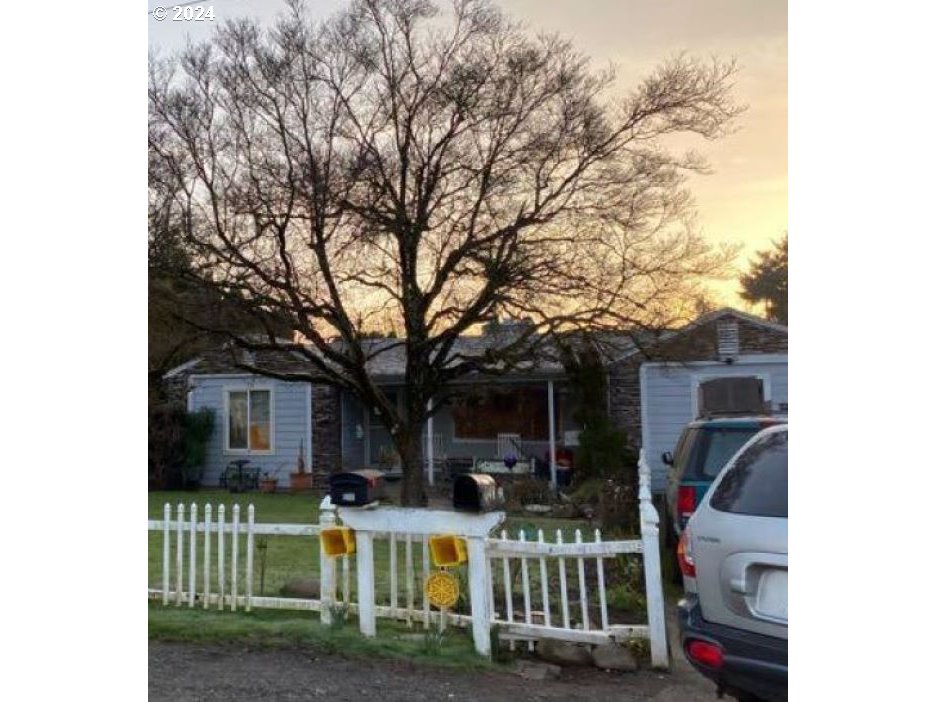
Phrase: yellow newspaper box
[
  {"left": 321, "top": 526, "right": 356, "bottom": 557},
  {"left": 429, "top": 535, "right": 468, "bottom": 567}
]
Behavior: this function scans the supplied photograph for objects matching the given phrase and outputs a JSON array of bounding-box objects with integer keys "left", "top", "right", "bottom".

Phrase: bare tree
[{"left": 149, "top": 0, "right": 741, "bottom": 505}]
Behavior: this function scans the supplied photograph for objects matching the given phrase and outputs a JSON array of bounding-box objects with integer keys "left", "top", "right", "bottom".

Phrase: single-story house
[{"left": 162, "top": 308, "right": 787, "bottom": 493}]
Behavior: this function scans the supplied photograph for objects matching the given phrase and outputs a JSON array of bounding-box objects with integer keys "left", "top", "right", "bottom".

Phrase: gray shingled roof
[{"left": 165, "top": 330, "right": 642, "bottom": 382}]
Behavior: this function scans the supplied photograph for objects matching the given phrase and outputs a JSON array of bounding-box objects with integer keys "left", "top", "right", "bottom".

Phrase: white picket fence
[{"left": 147, "top": 451, "right": 667, "bottom": 667}]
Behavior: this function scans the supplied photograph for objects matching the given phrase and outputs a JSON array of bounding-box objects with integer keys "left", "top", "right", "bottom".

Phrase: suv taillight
[
  {"left": 677, "top": 529, "right": 695, "bottom": 578},
  {"left": 686, "top": 639, "right": 723, "bottom": 669},
  {"left": 677, "top": 486, "right": 696, "bottom": 518}
]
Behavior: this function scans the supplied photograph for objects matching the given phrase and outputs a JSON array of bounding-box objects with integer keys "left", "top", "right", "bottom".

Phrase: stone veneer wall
[
  {"left": 312, "top": 384, "right": 342, "bottom": 473},
  {"left": 608, "top": 314, "right": 788, "bottom": 449}
]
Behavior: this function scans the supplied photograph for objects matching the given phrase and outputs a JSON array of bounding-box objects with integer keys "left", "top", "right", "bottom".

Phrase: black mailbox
[
  {"left": 453, "top": 473, "right": 502, "bottom": 512},
  {"left": 329, "top": 470, "right": 386, "bottom": 506}
]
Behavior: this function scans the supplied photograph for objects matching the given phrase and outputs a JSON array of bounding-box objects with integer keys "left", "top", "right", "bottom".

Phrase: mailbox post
[
  {"left": 318, "top": 496, "right": 337, "bottom": 626},
  {"left": 336, "top": 506, "right": 505, "bottom": 657}
]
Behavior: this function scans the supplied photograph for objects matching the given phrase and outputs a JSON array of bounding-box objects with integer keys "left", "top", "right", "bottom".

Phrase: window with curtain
[{"left": 227, "top": 389, "right": 273, "bottom": 452}]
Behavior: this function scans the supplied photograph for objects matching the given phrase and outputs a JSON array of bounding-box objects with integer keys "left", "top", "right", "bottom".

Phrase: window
[
  {"left": 226, "top": 389, "right": 273, "bottom": 452},
  {"left": 697, "top": 376, "right": 765, "bottom": 417},
  {"left": 710, "top": 430, "right": 787, "bottom": 517},
  {"left": 452, "top": 387, "right": 551, "bottom": 440}
]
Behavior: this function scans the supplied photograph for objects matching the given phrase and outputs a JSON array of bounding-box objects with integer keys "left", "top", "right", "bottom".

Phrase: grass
[{"left": 149, "top": 601, "right": 496, "bottom": 670}]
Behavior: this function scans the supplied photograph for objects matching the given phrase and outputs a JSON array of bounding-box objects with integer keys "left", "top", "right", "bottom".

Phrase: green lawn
[{"left": 149, "top": 601, "right": 497, "bottom": 669}]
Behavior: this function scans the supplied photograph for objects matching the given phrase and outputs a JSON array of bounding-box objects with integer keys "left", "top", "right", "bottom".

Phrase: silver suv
[{"left": 677, "top": 425, "right": 788, "bottom": 702}]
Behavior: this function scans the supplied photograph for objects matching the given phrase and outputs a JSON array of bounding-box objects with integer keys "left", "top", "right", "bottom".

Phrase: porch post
[
  {"left": 426, "top": 400, "right": 434, "bottom": 487},
  {"left": 548, "top": 379, "right": 557, "bottom": 490}
]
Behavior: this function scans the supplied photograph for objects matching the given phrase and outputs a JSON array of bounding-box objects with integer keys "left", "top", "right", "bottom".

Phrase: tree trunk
[{"left": 396, "top": 428, "right": 427, "bottom": 507}]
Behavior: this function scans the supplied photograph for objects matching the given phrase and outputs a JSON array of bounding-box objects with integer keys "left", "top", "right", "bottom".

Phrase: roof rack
[{"left": 698, "top": 406, "right": 779, "bottom": 420}]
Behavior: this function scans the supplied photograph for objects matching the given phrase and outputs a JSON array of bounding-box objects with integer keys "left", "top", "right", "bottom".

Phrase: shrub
[
  {"left": 182, "top": 408, "right": 215, "bottom": 485},
  {"left": 149, "top": 403, "right": 186, "bottom": 490},
  {"left": 148, "top": 405, "right": 215, "bottom": 490},
  {"left": 504, "top": 477, "right": 553, "bottom": 508}
]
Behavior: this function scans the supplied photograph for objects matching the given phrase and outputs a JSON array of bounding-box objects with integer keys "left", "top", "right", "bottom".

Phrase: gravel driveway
[{"left": 149, "top": 641, "right": 716, "bottom": 702}]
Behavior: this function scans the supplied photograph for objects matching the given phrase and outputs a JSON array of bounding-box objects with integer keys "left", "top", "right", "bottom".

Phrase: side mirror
[{"left": 661, "top": 451, "right": 674, "bottom": 466}]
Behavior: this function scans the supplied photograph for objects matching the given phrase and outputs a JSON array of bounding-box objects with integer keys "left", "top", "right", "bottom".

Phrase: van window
[{"left": 709, "top": 430, "right": 788, "bottom": 518}]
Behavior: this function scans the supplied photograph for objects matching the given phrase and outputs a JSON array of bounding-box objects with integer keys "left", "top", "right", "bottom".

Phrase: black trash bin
[
  {"left": 452, "top": 473, "right": 502, "bottom": 512},
  {"left": 329, "top": 470, "right": 386, "bottom": 506}
]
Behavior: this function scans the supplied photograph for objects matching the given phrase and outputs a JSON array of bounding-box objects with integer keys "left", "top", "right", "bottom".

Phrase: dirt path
[{"left": 149, "top": 641, "right": 716, "bottom": 702}]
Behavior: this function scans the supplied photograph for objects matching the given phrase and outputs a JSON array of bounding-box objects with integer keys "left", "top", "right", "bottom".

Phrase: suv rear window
[
  {"left": 709, "top": 430, "right": 788, "bottom": 517},
  {"left": 693, "top": 427, "right": 761, "bottom": 479}
]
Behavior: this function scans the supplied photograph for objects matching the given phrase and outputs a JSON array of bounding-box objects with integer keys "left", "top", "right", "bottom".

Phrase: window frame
[{"left": 223, "top": 385, "right": 276, "bottom": 455}]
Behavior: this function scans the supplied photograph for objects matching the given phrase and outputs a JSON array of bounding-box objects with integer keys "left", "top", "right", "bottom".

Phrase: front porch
[{"left": 338, "top": 378, "right": 582, "bottom": 487}]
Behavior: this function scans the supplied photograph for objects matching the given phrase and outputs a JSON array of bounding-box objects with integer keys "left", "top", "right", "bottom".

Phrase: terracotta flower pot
[{"left": 259, "top": 478, "right": 278, "bottom": 494}]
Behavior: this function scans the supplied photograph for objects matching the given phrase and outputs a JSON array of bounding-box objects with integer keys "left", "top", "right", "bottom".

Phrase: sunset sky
[{"left": 150, "top": 0, "right": 787, "bottom": 308}]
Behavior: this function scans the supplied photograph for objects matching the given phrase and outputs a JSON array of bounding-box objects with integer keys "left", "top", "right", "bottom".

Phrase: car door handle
[{"left": 730, "top": 578, "right": 749, "bottom": 595}]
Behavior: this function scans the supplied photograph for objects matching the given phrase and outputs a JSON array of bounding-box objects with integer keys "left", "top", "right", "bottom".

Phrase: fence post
[
  {"left": 356, "top": 531, "right": 376, "bottom": 637},
  {"left": 639, "top": 449, "right": 669, "bottom": 669},
  {"left": 466, "top": 535, "right": 493, "bottom": 658},
  {"left": 319, "top": 496, "right": 336, "bottom": 626}
]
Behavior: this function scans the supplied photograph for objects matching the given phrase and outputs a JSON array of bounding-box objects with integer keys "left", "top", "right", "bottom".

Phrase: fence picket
[
  {"left": 538, "top": 530, "right": 551, "bottom": 628},
  {"left": 176, "top": 503, "right": 184, "bottom": 606},
  {"left": 595, "top": 529, "right": 608, "bottom": 630},
  {"left": 556, "top": 529, "right": 570, "bottom": 629},
  {"left": 342, "top": 554, "right": 351, "bottom": 606},
  {"left": 500, "top": 530, "right": 515, "bottom": 651},
  {"left": 162, "top": 503, "right": 170, "bottom": 605},
  {"left": 575, "top": 529, "right": 589, "bottom": 630},
  {"left": 246, "top": 505, "right": 255, "bottom": 612},
  {"left": 203, "top": 504, "right": 212, "bottom": 610},
  {"left": 422, "top": 534, "right": 430, "bottom": 628},
  {"left": 231, "top": 504, "right": 240, "bottom": 612},
  {"left": 189, "top": 503, "right": 197, "bottom": 607},
  {"left": 389, "top": 532, "right": 398, "bottom": 615},
  {"left": 486, "top": 554, "right": 495, "bottom": 622},
  {"left": 217, "top": 505, "right": 225, "bottom": 611},
  {"left": 405, "top": 534, "right": 414, "bottom": 626},
  {"left": 519, "top": 530, "right": 532, "bottom": 651}
]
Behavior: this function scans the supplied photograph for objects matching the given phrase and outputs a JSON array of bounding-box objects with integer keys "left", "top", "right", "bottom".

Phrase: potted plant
[
  {"left": 289, "top": 440, "right": 313, "bottom": 492},
  {"left": 259, "top": 469, "right": 279, "bottom": 494}
]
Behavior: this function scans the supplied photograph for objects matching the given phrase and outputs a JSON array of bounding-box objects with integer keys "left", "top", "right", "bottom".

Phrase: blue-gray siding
[
  {"left": 189, "top": 376, "right": 312, "bottom": 487},
  {"left": 640, "top": 357, "right": 788, "bottom": 492}
]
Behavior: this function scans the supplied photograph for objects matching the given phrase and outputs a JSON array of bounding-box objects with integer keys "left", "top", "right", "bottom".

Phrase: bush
[
  {"left": 148, "top": 405, "right": 215, "bottom": 490},
  {"left": 503, "top": 477, "right": 553, "bottom": 508},
  {"left": 182, "top": 408, "right": 215, "bottom": 484},
  {"left": 149, "top": 404, "right": 186, "bottom": 490}
]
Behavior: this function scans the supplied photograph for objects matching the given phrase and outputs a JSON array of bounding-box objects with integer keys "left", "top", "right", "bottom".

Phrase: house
[
  {"left": 161, "top": 308, "right": 787, "bottom": 493},
  {"left": 606, "top": 308, "right": 788, "bottom": 492}
]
